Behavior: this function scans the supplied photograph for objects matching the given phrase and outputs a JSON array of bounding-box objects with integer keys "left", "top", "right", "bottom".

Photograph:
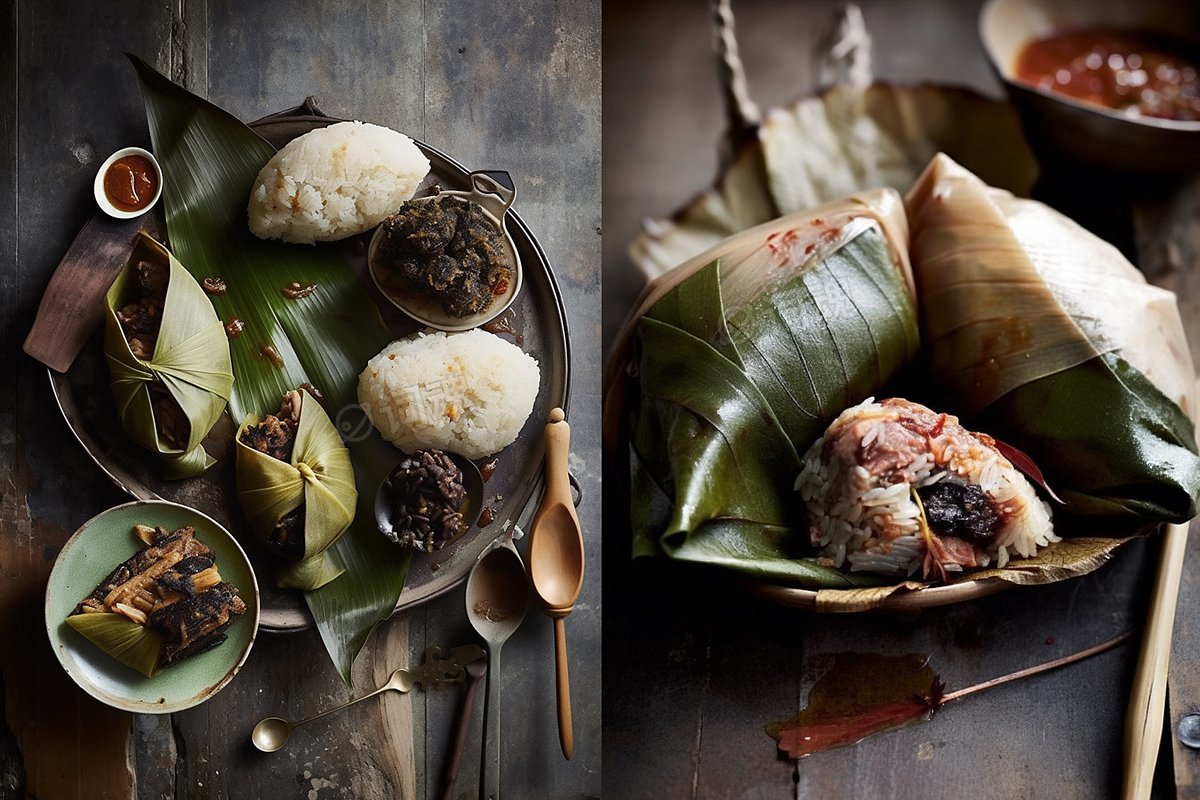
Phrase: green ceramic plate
[{"left": 45, "top": 500, "right": 260, "bottom": 713}]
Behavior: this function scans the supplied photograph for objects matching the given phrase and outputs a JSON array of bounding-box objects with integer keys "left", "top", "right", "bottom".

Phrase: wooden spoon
[{"left": 526, "top": 408, "right": 585, "bottom": 760}]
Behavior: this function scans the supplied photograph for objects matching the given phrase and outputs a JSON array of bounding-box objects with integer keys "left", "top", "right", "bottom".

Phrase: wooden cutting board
[{"left": 23, "top": 214, "right": 154, "bottom": 373}]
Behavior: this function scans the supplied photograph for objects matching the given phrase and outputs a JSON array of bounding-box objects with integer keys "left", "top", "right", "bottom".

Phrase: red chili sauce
[
  {"left": 103, "top": 155, "right": 159, "bottom": 212},
  {"left": 1015, "top": 28, "right": 1200, "bottom": 122}
]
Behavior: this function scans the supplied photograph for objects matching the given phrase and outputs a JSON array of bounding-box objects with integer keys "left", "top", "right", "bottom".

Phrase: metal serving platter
[{"left": 50, "top": 101, "right": 571, "bottom": 632}]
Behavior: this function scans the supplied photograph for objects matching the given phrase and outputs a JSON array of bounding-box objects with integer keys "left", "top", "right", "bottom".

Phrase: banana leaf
[
  {"left": 65, "top": 613, "right": 164, "bottom": 678},
  {"left": 236, "top": 389, "right": 358, "bottom": 590},
  {"left": 130, "top": 55, "right": 407, "bottom": 684},
  {"left": 104, "top": 233, "right": 233, "bottom": 479},
  {"left": 611, "top": 190, "right": 919, "bottom": 588},
  {"left": 906, "top": 155, "right": 1200, "bottom": 525}
]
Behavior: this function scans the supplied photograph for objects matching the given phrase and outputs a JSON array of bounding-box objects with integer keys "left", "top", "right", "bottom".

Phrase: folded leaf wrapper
[
  {"left": 236, "top": 389, "right": 358, "bottom": 590},
  {"left": 607, "top": 189, "right": 919, "bottom": 587},
  {"left": 906, "top": 154, "right": 1200, "bottom": 524},
  {"left": 104, "top": 233, "right": 234, "bottom": 479},
  {"left": 65, "top": 612, "right": 165, "bottom": 678}
]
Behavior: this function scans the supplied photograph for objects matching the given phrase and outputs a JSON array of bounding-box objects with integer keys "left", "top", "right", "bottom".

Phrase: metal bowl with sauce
[
  {"left": 980, "top": 0, "right": 1200, "bottom": 173},
  {"left": 367, "top": 170, "right": 524, "bottom": 332}
]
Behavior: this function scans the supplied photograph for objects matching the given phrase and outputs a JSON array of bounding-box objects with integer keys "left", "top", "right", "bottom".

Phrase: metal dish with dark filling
[
  {"left": 372, "top": 195, "right": 512, "bottom": 318},
  {"left": 382, "top": 449, "right": 468, "bottom": 552}
]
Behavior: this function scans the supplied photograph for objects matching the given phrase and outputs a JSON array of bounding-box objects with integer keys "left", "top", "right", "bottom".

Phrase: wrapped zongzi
[
  {"left": 235, "top": 388, "right": 357, "bottom": 590},
  {"left": 65, "top": 524, "right": 247, "bottom": 677},
  {"left": 905, "top": 154, "right": 1200, "bottom": 525},
  {"left": 606, "top": 189, "right": 919, "bottom": 585},
  {"left": 104, "top": 233, "right": 234, "bottom": 479}
]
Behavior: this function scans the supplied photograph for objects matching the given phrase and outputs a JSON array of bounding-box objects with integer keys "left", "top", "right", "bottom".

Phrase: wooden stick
[
  {"left": 942, "top": 631, "right": 1132, "bottom": 704},
  {"left": 1123, "top": 523, "right": 1189, "bottom": 800}
]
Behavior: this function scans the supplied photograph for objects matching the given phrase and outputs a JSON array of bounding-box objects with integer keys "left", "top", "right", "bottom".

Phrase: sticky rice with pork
[{"left": 795, "top": 398, "right": 1056, "bottom": 580}]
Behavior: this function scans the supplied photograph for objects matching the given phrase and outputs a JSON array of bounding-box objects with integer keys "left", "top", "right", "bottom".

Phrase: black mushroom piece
[
  {"left": 916, "top": 480, "right": 1001, "bottom": 546},
  {"left": 374, "top": 195, "right": 511, "bottom": 318},
  {"left": 383, "top": 449, "right": 469, "bottom": 552}
]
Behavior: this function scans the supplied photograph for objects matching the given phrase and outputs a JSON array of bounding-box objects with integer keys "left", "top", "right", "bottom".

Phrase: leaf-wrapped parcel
[
  {"left": 104, "top": 233, "right": 233, "bottom": 479},
  {"left": 606, "top": 189, "right": 919, "bottom": 587},
  {"left": 236, "top": 388, "right": 358, "bottom": 590},
  {"left": 905, "top": 154, "right": 1200, "bottom": 525}
]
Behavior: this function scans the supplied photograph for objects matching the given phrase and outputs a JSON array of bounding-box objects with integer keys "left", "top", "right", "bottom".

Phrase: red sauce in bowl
[
  {"left": 1015, "top": 28, "right": 1200, "bottom": 122},
  {"left": 103, "top": 154, "right": 159, "bottom": 212}
]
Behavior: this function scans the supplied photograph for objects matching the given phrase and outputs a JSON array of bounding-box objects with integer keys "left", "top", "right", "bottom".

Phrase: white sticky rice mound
[
  {"left": 248, "top": 121, "right": 429, "bottom": 244},
  {"left": 794, "top": 398, "right": 1057, "bottom": 578},
  {"left": 358, "top": 329, "right": 540, "bottom": 460}
]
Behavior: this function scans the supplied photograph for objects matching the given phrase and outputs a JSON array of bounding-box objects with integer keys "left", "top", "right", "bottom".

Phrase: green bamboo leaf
[
  {"left": 725, "top": 224, "right": 918, "bottom": 449},
  {"left": 130, "top": 55, "right": 407, "bottom": 684},
  {"left": 634, "top": 317, "right": 798, "bottom": 537},
  {"left": 104, "top": 233, "right": 233, "bottom": 479},
  {"left": 66, "top": 613, "right": 165, "bottom": 678},
  {"left": 626, "top": 202, "right": 920, "bottom": 590},
  {"left": 980, "top": 355, "right": 1200, "bottom": 523}
]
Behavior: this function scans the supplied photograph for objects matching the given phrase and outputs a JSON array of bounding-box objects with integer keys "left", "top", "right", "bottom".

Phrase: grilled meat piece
[
  {"left": 73, "top": 526, "right": 211, "bottom": 614},
  {"left": 151, "top": 582, "right": 247, "bottom": 666},
  {"left": 115, "top": 257, "right": 192, "bottom": 444},
  {"left": 70, "top": 524, "right": 247, "bottom": 670},
  {"left": 151, "top": 385, "right": 190, "bottom": 449},
  {"left": 378, "top": 195, "right": 458, "bottom": 255},
  {"left": 268, "top": 507, "right": 305, "bottom": 559},
  {"left": 116, "top": 260, "right": 169, "bottom": 356}
]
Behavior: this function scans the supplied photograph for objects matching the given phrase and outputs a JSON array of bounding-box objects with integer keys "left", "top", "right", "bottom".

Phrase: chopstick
[{"left": 1122, "top": 521, "right": 1189, "bottom": 800}]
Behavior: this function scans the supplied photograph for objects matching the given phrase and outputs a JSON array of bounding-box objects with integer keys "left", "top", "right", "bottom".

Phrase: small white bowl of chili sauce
[
  {"left": 94, "top": 147, "right": 163, "bottom": 219},
  {"left": 980, "top": 0, "right": 1200, "bottom": 173}
]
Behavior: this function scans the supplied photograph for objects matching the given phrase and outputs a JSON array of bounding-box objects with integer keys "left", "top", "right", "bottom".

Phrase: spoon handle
[
  {"left": 481, "top": 647, "right": 503, "bottom": 800},
  {"left": 554, "top": 616, "right": 574, "bottom": 760},
  {"left": 543, "top": 408, "right": 574, "bottom": 508},
  {"left": 440, "top": 665, "right": 485, "bottom": 800},
  {"left": 292, "top": 678, "right": 403, "bottom": 731}
]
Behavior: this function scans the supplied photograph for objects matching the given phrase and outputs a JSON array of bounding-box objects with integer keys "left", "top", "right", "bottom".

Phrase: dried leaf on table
[{"left": 770, "top": 632, "right": 1131, "bottom": 759}]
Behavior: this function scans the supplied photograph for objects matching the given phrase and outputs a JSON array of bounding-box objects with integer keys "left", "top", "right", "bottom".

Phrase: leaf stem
[{"left": 941, "top": 630, "right": 1133, "bottom": 704}]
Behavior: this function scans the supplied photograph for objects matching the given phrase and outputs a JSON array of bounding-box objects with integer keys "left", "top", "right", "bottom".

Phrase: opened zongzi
[
  {"left": 104, "top": 233, "right": 234, "bottom": 479},
  {"left": 235, "top": 388, "right": 357, "bottom": 590},
  {"left": 606, "top": 189, "right": 919, "bottom": 586}
]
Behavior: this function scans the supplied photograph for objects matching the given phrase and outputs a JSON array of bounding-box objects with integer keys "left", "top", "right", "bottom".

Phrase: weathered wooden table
[
  {"left": 602, "top": 1, "right": 1200, "bottom": 797},
  {"left": 0, "top": 2, "right": 600, "bottom": 798}
]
